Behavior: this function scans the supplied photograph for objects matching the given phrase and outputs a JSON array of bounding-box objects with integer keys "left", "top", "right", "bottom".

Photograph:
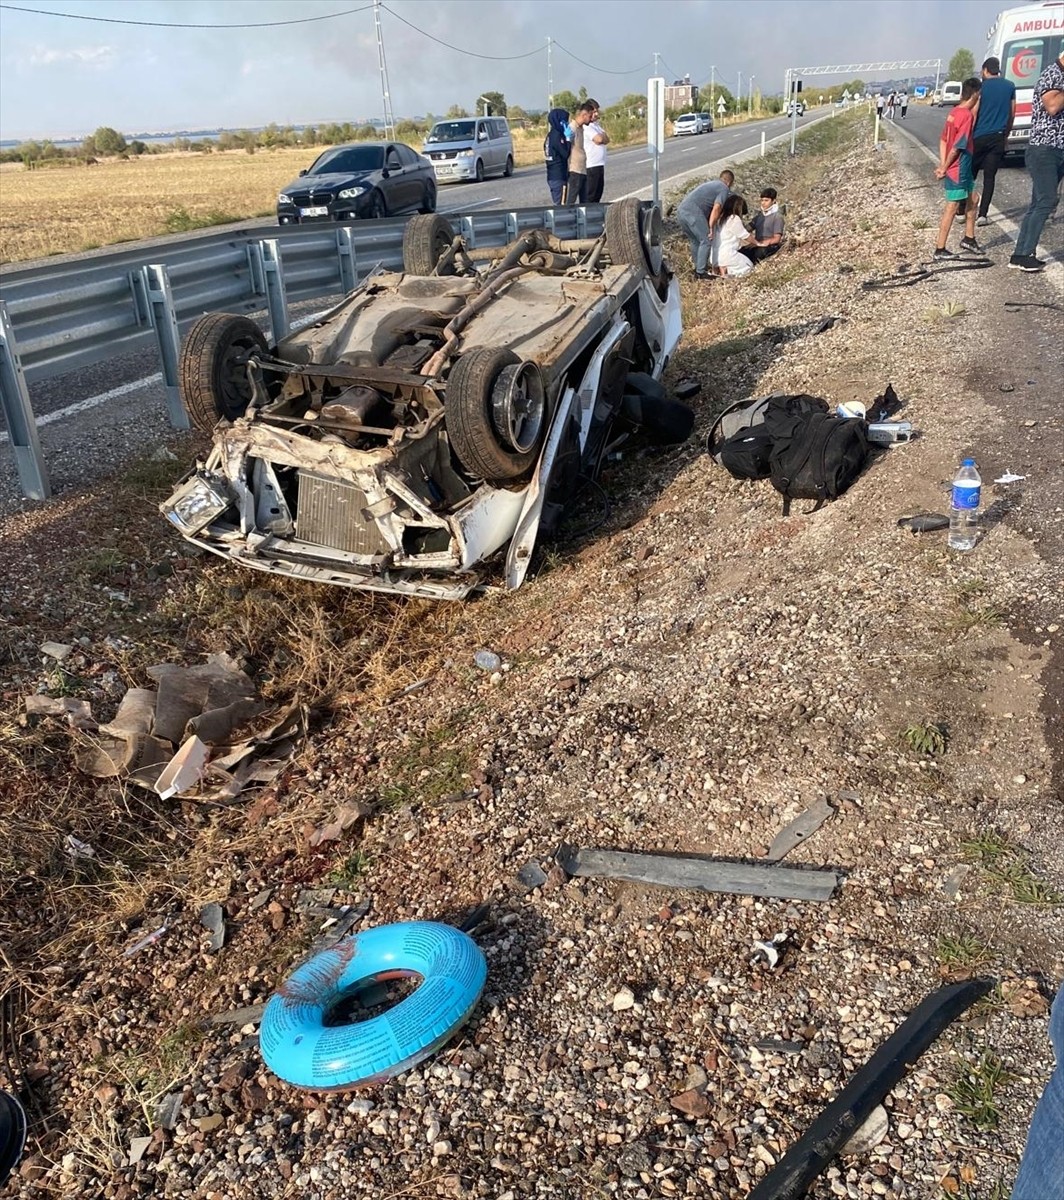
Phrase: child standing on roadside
[{"left": 933, "top": 77, "right": 983, "bottom": 259}]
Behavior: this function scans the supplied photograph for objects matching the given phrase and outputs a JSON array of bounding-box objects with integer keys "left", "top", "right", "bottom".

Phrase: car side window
[
  {"left": 396, "top": 144, "right": 417, "bottom": 165},
  {"left": 477, "top": 122, "right": 489, "bottom": 141},
  {"left": 386, "top": 147, "right": 402, "bottom": 169}
]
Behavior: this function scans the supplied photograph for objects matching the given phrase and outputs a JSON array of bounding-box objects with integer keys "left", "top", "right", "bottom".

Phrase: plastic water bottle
[{"left": 948, "top": 458, "right": 981, "bottom": 551}]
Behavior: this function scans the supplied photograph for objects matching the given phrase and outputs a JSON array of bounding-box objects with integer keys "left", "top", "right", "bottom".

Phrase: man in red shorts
[{"left": 933, "top": 77, "right": 982, "bottom": 259}]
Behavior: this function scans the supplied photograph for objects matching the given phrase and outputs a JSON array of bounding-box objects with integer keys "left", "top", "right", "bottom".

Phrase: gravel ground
[{"left": 3, "top": 117, "right": 1063, "bottom": 1200}]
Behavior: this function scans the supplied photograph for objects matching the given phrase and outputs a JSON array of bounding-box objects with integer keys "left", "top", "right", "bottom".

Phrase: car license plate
[
  {"left": 435, "top": 165, "right": 455, "bottom": 176},
  {"left": 299, "top": 205, "right": 329, "bottom": 217}
]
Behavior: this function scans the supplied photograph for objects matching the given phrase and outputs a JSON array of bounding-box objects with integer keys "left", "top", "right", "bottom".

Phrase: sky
[{"left": 0, "top": 0, "right": 1015, "bottom": 141}]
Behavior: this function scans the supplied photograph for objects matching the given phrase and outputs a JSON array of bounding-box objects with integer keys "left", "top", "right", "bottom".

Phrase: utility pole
[
  {"left": 654, "top": 51, "right": 661, "bottom": 78},
  {"left": 373, "top": 0, "right": 395, "bottom": 139},
  {"left": 547, "top": 37, "right": 554, "bottom": 109},
  {"left": 710, "top": 64, "right": 716, "bottom": 116},
  {"left": 749, "top": 75, "right": 755, "bottom": 115},
  {"left": 737, "top": 70, "right": 742, "bottom": 115}
]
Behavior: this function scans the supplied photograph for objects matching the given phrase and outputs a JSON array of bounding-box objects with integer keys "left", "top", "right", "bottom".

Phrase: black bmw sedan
[{"left": 277, "top": 142, "right": 437, "bottom": 224}]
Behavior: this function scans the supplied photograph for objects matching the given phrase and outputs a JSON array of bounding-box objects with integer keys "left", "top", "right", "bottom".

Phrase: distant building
[{"left": 665, "top": 75, "right": 699, "bottom": 110}]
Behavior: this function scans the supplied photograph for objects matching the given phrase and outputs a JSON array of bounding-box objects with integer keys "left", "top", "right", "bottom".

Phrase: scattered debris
[
  {"left": 474, "top": 650, "right": 502, "bottom": 672},
  {"left": 674, "top": 379, "right": 702, "bottom": 401},
  {"left": 843, "top": 1104, "right": 890, "bottom": 1154},
  {"left": 155, "top": 1092, "right": 183, "bottom": 1131},
  {"left": 24, "top": 695, "right": 96, "bottom": 730},
  {"left": 127, "top": 1136, "right": 152, "bottom": 1166},
  {"left": 307, "top": 802, "right": 372, "bottom": 849},
  {"left": 199, "top": 903, "right": 226, "bottom": 953},
  {"left": 40, "top": 642, "right": 73, "bottom": 661},
  {"left": 557, "top": 844, "right": 840, "bottom": 902},
  {"left": 516, "top": 861, "right": 548, "bottom": 891},
  {"left": 155, "top": 735, "right": 210, "bottom": 801},
  {"left": 122, "top": 926, "right": 167, "bottom": 958},
  {"left": 1001, "top": 976, "right": 1050, "bottom": 1018},
  {"left": 994, "top": 471, "right": 1025, "bottom": 485},
  {"left": 63, "top": 835, "right": 96, "bottom": 862},
  {"left": 669, "top": 1087, "right": 711, "bottom": 1118},
  {"left": 897, "top": 513, "right": 950, "bottom": 534},
  {"left": 752, "top": 932, "right": 789, "bottom": 969},
  {"left": 148, "top": 654, "right": 261, "bottom": 743},
  {"left": 765, "top": 798, "right": 836, "bottom": 862},
  {"left": 208, "top": 1004, "right": 266, "bottom": 1028},
  {"left": 942, "top": 864, "right": 971, "bottom": 901},
  {"left": 612, "top": 987, "right": 636, "bottom": 1013},
  {"left": 753, "top": 1039, "right": 805, "bottom": 1055},
  {"left": 998, "top": 383, "right": 1016, "bottom": 393},
  {"left": 747, "top": 978, "right": 992, "bottom": 1200},
  {"left": 925, "top": 300, "right": 967, "bottom": 321}
]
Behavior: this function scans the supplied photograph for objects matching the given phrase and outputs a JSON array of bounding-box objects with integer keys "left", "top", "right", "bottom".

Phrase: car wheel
[
  {"left": 179, "top": 313, "right": 268, "bottom": 433},
  {"left": 605, "top": 195, "right": 664, "bottom": 278},
  {"left": 367, "top": 190, "right": 387, "bottom": 219},
  {"left": 445, "top": 348, "right": 546, "bottom": 484},
  {"left": 402, "top": 214, "right": 457, "bottom": 276},
  {"left": 418, "top": 182, "right": 436, "bottom": 214},
  {"left": 474, "top": 158, "right": 484, "bottom": 183},
  {"left": 503, "top": 155, "right": 514, "bottom": 178}
]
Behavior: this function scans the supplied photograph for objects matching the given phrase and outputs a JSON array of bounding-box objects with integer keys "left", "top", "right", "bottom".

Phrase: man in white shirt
[{"left": 584, "top": 99, "right": 609, "bottom": 203}]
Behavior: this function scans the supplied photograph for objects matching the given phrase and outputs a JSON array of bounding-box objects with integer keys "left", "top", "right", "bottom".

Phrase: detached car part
[{"left": 162, "top": 200, "right": 687, "bottom": 600}]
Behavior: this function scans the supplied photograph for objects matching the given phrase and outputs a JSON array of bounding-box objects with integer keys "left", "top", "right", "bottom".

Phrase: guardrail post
[
  {"left": 0, "top": 302, "right": 50, "bottom": 500},
  {"left": 259, "top": 239, "right": 289, "bottom": 343},
  {"left": 142, "top": 264, "right": 189, "bottom": 431},
  {"left": 575, "top": 207, "right": 587, "bottom": 238},
  {"left": 544, "top": 208, "right": 556, "bottom": 235},
  {"left": 336, "top": 227, "right": 358, "bottom": 295},
  {"left": 506, "top": 212, "right": 519, "bottom": 241},
  {"left": 460, "top": 216, "right": 476, "bottom": 249}
]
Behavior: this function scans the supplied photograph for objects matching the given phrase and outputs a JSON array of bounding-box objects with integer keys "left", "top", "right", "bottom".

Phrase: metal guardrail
[{"left": 0, "top": 204, "right": 605, "bottom": 499}]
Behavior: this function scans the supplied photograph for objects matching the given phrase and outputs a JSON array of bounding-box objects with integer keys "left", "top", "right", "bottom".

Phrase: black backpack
[{"left": 712, "top": 393, "right": 870, "bottom": 515}]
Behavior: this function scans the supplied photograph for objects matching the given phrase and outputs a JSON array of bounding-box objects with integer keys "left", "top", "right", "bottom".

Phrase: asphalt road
[
  {"left": 1, "top": 109, "right": 816, "bottom": 497},
  {"left": 883, "top": 103, "right": 1062, "bottom": 260}
]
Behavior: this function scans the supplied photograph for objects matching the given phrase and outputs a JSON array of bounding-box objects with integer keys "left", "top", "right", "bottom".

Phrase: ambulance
[{"left": 985, "top": 1, "right": 1064, "bottom": 153}]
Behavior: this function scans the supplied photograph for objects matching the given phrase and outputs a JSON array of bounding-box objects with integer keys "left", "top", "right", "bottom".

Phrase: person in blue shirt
[
  {"left": 967, "top": 56, "right": 1016, "bottom": 226},
  {"left": 544, "top": 108, "right": 571, "bottom": 205}
]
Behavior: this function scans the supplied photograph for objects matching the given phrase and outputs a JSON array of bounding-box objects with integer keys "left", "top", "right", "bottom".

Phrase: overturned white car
[{"left": 162, "top": 200, "right": 688, "bottom": 600}]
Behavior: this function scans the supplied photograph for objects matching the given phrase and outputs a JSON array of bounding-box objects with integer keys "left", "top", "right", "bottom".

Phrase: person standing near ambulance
[{"left": 970, "top": 57, "right": 1016, "bottom": 226}]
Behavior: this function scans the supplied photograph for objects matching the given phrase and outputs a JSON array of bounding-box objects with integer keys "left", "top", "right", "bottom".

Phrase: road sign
[
  {"left": 647, "top": 77, "right": 665, "bottom": 153},
  {"left": 914, "top": 85, "right": 928, "bottom": 98},
  {"left": 717, "top": 96, "right": 726, "bottom": 113}
]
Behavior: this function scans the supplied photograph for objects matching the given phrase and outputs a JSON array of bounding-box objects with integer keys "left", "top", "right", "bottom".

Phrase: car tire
[
  {"left": 179, "top": 313, "right": 268, "bottom": 432},
  {"left": 445, "top": 348, "right": 546, "bottom": 484},
  {"left": 606, "top": 195, "right": 664, "bottom": 278},
  {"left": 474, "top": 158, "right": 484, "bottom": 183},
  {"left": 402, "top": 214, "right": 457, "bottom": 276},
  {"left": 367, "top": 190, "right": 387, "bottom": 219},
  {"left": 503, "top": 155, "right": 514, "bottom": 178},
  {"left": 418, "top": 183, "right": 437, "bottom": 214}
]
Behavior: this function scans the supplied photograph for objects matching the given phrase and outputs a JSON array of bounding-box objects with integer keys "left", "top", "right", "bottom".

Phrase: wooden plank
[{"left": 557, "top": 844, "right": 839, "bottom": 902}]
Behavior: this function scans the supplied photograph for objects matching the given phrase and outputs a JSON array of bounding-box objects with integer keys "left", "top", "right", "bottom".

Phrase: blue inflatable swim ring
[{"left": 260, "top": 921, "right": 487, "bottom": 1091}]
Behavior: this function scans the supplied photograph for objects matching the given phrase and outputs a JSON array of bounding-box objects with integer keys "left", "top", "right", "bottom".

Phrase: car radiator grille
[
  {"left": 296, "top": 472, "right": 390, "bottom": 556},
  {"left": 428, "top": 151, "right": 458, "bottom": 161}
]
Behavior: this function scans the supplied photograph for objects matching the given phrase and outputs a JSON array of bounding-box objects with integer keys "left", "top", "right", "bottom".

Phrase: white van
[
  {"left": 941, "top": 80, "right": 964, "bottom": 104},
  {"left": 422, "top": 117, "right": 514, "bottom": 183},
  {"left": 985, "top": 1, "right": 1064, "bottom": 152}
]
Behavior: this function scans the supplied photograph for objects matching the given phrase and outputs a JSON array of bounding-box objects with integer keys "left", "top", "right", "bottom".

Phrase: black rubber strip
[
  {"left": 747, "top": 977, "right": 992, "bottom": 1200},
  {"left": 862, "top": 259, "right": 995, "bottom": 290}
]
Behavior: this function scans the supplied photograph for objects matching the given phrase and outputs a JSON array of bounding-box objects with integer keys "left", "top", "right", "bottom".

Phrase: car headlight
[
  {"left": 161, "top": 474, "right": 231, "bottom": 537},
  {"left": 457, "top": 148, "right": 474, "bottom": 157},
  {"left": 338, "top": 186, "right": 368, "bottom": 199},
  {"left": 278, "top": 193, "right": 292, "bottom": 205}
]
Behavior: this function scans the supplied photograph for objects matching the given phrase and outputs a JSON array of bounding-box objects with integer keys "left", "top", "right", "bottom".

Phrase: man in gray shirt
[
  {"left": 566, "top": 102, "right": 594, "bottom": 205},
  {"left": 676, "top": 170, "right": 734, "bottom": 278},
  {"left": 740, "top": 187, "right": 784, "bottom": 264}
]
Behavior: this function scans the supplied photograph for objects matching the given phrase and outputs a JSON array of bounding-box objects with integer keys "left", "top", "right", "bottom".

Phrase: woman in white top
[{"left": 711, "top": 195, "right": 754, "bottom": 277}]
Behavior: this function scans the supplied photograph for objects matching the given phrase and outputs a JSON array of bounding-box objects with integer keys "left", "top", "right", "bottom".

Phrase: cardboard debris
[
  {"left": 76, "top": 732, "right": 172, "bottom": 781},
  {"left": 308, "top": 802, "right": 372, "bottom": 849},
  {"left": 40, "top": 641, "right": 73, "bottom": 661},
  {"left": 154, "top": 736, "right": 209, "bottom": 800},
  {"left": 98, "top": 688, "right": 156, "bottom": 738},
  {"left": 24, "top": 694, "right": 97, "bottom": 730},
  {"left": 147, "top": 654, "right": 260, "bottom": 743}
]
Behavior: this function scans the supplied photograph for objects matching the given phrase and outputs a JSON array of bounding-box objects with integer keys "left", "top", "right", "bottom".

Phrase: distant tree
[
  {"left": 128, "top": 139, "right": 147, "bottom": 155},
  {"left": 508, "top": 104, "right": 528, "bottom": 123},
  {"left": 479, "top": 91, "right": 506, "bottom": 116},
  {"left": 217, "top": 130, "right": 241, "bottom": 152},
  {"left": 446, "top": 104, "right": 470, "bottom": 118},
  {"left": 948, "top": 48, "right": 975, "bottom": 80},
  {"left": 578, "top": 86, "right": 588, "bottom": 104},
  {"left": 93, "top": 126, "right": 127, "bottom": 155},
  {"left": 553, "top": 89, "right": 579, "bottom": 113},
  {"left": 395, "top": 119, "right": 423, "bottom": 141},
  {"left": 301, "top": 125, "right": 318, "bottom": 146},
  {"left": 355, "top": 123, "right": 379, "bottom": 140},
  {"left": 81, "top": 134, "right": 97, "bottom": 157},
  {"left": 321, "top": 123, "right": 344, "bottom": 144}
]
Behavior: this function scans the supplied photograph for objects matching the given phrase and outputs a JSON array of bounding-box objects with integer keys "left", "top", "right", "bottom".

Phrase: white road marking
[{"left": 439, "top": 195, "right": 501, "bottom": 214}]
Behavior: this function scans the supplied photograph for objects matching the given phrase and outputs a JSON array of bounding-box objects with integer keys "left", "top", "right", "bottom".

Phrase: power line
[
  {"left": 553, "top": 40, "right": 654, "bottom": 76},
  {"left": 0, "top": 2, "right": 373, "bottom": 28},
  {"left": 380, "top": 3, "right": 544, "bottom": 60}
]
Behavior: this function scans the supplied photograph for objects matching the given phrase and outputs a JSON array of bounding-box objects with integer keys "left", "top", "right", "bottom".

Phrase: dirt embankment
[{"left": 2, "top": 113, "right": 1062, "bottom": 1199}]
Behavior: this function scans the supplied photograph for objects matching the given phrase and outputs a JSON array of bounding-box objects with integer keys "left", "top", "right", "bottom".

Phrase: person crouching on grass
[{"left": 933, "top": 77, "right": 983, "bottom": 260}]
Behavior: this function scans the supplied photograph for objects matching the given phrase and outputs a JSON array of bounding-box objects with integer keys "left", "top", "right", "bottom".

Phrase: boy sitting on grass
[{"left": 933, "top": 77, "right": 983, "bottom": 259}]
